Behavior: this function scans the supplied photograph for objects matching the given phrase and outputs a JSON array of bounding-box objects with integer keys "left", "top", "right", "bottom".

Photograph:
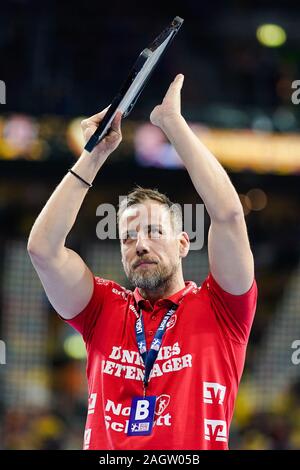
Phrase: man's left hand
[{"left": 150, "top": 74, "right": 184, "bottom": 129}]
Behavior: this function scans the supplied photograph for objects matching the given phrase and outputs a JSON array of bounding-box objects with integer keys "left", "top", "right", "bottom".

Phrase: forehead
[{"left": 119, "top": 201, "right": 172, "bottom": 230}]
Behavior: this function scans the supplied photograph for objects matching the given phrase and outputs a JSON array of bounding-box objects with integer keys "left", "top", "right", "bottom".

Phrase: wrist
[
  {"left": 70, "top": 150, "right": 107, "bottom": 185},
  {"left": 80, "top": 148, "right": 110, "bottom": 170},
  {"left": 81, "top": 148, "right": 110, "bottom": 161},
  {"left": 160, "top": 114, "right": 185, "bottom": 132}
]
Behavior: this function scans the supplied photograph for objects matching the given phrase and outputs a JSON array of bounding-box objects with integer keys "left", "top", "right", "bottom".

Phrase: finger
[
  {"left": 110, "top": 110, "right": 122, "bottom": 135},
  {"left": 164, "top": 74, "right": 184, "bottom": 100},
  {"left": 171, "top": 74, "right": 184, "bottom": 90},
  {"left": 178, "top": 73, "right": 184, "bottom": 87},
  {"left": 88, "top": 105, "right": 111, "bottom": 123},
  {"left": 81, "top": 105, "right": 110, "bottom": 130},
  {"left": 175, "top": 73, "right": 184, "bottom": 82}
]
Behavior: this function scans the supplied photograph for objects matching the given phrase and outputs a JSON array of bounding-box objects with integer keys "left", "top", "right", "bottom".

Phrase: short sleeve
[
  {"left": 205, "top": 273, "right": 258, "bottom": 344},
  {"left": 60, "top": 276, "right": 111, "bottom": 344}
]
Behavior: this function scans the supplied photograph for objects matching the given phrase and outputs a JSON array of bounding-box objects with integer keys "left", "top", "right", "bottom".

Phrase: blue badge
[{"left": 127, "top": 396, "right": 157, "bottom": 436}]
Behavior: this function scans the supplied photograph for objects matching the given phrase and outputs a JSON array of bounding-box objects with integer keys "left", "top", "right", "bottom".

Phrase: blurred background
[{"left": 1, "top": 0, "right": 300, "bottom": 450}]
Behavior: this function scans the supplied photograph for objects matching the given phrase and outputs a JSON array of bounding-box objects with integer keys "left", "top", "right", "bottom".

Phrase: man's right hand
[{"left": 81, "top": 107, "right": 123, "bottom": 161}]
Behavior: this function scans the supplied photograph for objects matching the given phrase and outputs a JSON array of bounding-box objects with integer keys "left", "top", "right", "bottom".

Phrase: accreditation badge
[{"left": 127, "top": 396, "right": 157, "bottom": 436}]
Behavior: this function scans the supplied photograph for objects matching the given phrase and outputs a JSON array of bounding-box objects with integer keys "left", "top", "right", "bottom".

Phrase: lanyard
[{"left": 135, "top": 304, "right": 178, "bottom": 396}]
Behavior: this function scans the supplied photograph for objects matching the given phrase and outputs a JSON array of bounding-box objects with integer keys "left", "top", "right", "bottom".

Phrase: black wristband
[{"left": 68, "top": 169, "right": 93, "bottom": 188}]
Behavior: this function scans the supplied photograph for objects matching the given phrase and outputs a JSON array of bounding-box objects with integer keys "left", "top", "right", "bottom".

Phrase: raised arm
[
  {"left": 27, "top": 109, "right": 122, "bottom": 319},
  {"left": 150, "top": 75, "right": 254, "bottom": 295}
]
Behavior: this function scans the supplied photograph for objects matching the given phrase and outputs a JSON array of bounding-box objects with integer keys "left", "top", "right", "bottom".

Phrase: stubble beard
[{"left": 126, "top": 261, "right": 179, "bottom": 291}]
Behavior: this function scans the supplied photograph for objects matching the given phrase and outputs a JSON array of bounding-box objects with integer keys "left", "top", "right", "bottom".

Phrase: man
[{"left": 27, "top": 74, "right": 257, "bottom": 450}]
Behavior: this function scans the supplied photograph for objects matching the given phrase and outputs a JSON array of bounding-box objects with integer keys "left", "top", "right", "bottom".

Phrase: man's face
[{"left": 119, "top": 200, "right": 188, "bottom": 291}]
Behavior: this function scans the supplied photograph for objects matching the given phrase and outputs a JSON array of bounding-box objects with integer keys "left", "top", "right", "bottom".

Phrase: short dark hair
[{"left": 117, "top": 186, "right": 182, "bottom": 233}]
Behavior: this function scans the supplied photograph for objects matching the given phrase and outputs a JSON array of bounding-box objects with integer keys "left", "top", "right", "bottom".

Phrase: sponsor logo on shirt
[
  {"left": 112, "top": 287, "right": 130, "bottom": 300},
  {"left": 204, "top": 419, "right": 227, "bottom": 442},
  {"left": 129, "top": 304, "right": 139, "bottom": 319},
  {"left": 95, "top": 278, "right": 110, "bottom": 286},
  {"left": 102, "top": 342, "right": 192, "bottom": 382},
  {"left": 88, "top": 393, "right": 97, "bottom": 414},
  {"left": 84, "top": 428, "right": 92, "bottom": 449},
  {"left": 203, "top": 382, "right": 226, "bottom": 405},
  {"left": 166, "top": 315, "right": 177, "bottom": 330},
  {"left": 155, "top": 394, "right": 170, "bottom": 416}
]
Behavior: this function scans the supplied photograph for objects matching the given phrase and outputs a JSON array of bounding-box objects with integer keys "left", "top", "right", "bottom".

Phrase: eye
[
  {"left": 122, "top": 230, "right": 138, "bottom": 243},
  {"left": 148, "top": 226, "right": 163, "bottom": 238}
]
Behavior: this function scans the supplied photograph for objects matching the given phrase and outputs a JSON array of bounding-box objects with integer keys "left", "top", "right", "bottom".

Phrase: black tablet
[{"left": 84, "top": 16, "right": 184, "bottom": 153}]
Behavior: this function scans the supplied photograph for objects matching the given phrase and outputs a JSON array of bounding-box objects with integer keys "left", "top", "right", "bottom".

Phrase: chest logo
[
  {"left": 166, "top": 314, "right": 177, "bottom": 330},
  {"left": 155, "top": 394, "right": 171, "bottom": 416}
]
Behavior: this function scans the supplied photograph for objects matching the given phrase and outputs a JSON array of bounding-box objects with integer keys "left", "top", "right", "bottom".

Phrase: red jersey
[{"left": 61, "top": 273, "right": 257, "bottom": 450}]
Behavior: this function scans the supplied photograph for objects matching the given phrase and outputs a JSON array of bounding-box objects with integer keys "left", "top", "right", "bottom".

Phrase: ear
[{"left": 178, "top": 232, "right": 190, "bottom": 258}]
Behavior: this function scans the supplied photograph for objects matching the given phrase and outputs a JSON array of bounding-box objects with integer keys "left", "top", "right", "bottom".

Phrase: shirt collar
[{"left": 133, "top": 281, "right": 197, "bottom": 311}]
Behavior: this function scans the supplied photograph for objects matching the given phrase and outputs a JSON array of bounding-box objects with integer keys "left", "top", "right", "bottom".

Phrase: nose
[{"left": 135, "top": 233, "right": 150, "bottom": 256}]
